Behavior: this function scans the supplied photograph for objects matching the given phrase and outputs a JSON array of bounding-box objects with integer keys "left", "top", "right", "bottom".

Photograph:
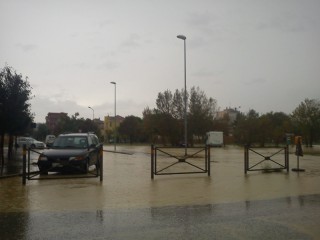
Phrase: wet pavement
[{"left": 0, "top": 145, "right": 320, "bottom": 239}]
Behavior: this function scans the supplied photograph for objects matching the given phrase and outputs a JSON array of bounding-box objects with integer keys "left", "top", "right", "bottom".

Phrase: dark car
[{"left": 37, "top": 133, "right": 102, "bottom": 174}]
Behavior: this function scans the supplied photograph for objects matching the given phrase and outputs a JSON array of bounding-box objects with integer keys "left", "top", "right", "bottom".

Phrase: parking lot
[{"left": 0, "top": 145, "right": 320, "bottom": 239}]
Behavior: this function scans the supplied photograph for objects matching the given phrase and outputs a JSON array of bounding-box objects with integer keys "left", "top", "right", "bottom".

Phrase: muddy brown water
[{"left": 0, "top": 145, "right": 319, "bottom": 239}]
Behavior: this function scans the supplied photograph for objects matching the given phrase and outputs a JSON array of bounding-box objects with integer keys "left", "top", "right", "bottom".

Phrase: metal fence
[
  {"left": 244, "top": 145, "right": 289, "bottom": 174},
  {"left": 151, "top": 145, "right": 211, "bottom": 179},
  {"left": 22, "top": 145, "right": 103, "bottom": 185}
]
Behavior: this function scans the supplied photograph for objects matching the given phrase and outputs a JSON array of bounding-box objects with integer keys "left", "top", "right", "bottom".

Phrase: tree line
[
  {"left": 140, "top": 87, "right": 217, "bottom": 146},
  {"left": 117, "top": 89, "right": 320, "bottom": 147},
  {"left": 1, "top": 65, "right": 320, "bottom": 164},
  {"left": 33, "top": 112, "right": 102, "bottom": 140}
]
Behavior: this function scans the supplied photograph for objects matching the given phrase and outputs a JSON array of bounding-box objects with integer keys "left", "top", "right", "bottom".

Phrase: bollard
[
  {"left": 205, "top": 145, "right": 208, "bottom": 172},
  {"left": 285, "top": 145, "right": 289, "bottom": 172},
  {"left": 100, "top": 145, "right": 103, "bottom": 182},
  {"left": 151, "top": 145, "right": 154, "bottom": 179},
  {"left": 22, "top": 144, "right": 26, "bottom": 185},
  {"left": 27, "top": 147, "right": 31, "bottom": 179},
  {"left": 244, "top": 145, "right": 249, "bottom": 174},
  {"left": 208, "top": 146, "right": 211, "bottom": 176}
]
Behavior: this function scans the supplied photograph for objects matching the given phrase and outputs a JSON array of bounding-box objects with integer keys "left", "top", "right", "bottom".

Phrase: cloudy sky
[{"left": 1, "top": 0, "right": 319, "bottom": 123}]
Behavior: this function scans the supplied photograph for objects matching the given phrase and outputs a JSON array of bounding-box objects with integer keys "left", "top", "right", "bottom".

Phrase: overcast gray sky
[{"left": 1, "top": 0, "right": 319, "bottom": 123}]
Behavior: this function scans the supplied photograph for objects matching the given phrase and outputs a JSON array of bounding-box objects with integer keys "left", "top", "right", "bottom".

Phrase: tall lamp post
[
  {"left": 110, "top": 81, "right": 117, "bottom": 151},
  {"left": 177, "top": 34, "right": 187, "bottom": 156},
  {"left": 88, "top": 106, "right": 94, "bottom": 120}
]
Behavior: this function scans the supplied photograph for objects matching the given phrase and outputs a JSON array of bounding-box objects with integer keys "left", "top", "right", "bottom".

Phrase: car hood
[{"left": 41, "top": 148, "right": 89, "bottom": 158}]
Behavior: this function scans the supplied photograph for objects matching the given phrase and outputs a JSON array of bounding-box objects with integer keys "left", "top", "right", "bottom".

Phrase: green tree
[
  {"left": 118, "top": 115, "right": 144, "bottom": 144},
  {"left": 156, "top": 89, "right": 188, "bottom": 120},
  {"left": 142, "top": 107, "right": 160, "bottom": 143},
  {"left": 234, "top": 110, "right": 293, "bottom": 146},
  {"left": 233, "top": 109, "right": 259, "bottom": 145},
  {"left": 291, "top": 98, "right": 320, "bottom": 147},
  {"left": 188, "top": 86, "right": 217, "bottom": 145},
  {"left": 54, "top": 113, "right": 102, "bottom": 139},
  {"left": 33, "top": 123, "right": 49, "bottom": 141},
  {"left": 0, "top": 66, "right": 33, "bottom": 161},
  {"left": 142, "top": 107, "right": 180, "bottom": 145},
  {"left": 156, "top": 90, "right": 174, "bottom": 115},
  {"left": 172, "top": 89, "right": 184, "bottom": 120},
  {"left": 212, "top": 114, "right": 230, "bottom": 136},
  {"left": 257, "top": 112, "right": 292, "bottom": 146},
  {"left": 269, "top": 112, "right": 292, "bottom": 146},
  {"left": 256, "top": 113, "right": 272, "bottom": 146},
  {"left": 143, "top": 86, "right": 217, "bottom": 145}
]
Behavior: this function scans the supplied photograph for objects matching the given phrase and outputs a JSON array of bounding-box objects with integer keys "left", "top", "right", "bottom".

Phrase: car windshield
[{"left": 52, "top": 136, "right": 88, "bottom": 149}]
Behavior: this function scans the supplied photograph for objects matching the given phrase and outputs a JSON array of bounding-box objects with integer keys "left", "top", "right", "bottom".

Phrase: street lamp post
[
  {"left": 88, "top": 106, "right": 94, "bottom": 120},
  {"left": 110, "top": 81, "right": 117, "bottom": 151},
  {"left": 177, "top": 34, "right": 187, "bottom": 156}
]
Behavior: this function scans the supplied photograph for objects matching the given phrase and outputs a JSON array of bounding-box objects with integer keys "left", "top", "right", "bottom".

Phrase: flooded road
[{"left": 0, "top": 145, "right": 320, "bottom": 239}]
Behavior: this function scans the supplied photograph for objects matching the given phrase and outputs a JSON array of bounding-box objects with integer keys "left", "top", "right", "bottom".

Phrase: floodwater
[{"left": 0, "top": 145, "right": 319, "bottom": 239}]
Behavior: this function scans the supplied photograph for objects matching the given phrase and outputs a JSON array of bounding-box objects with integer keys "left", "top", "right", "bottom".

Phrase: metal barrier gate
[
  {"left": 151, "top": 145, "right": 210, "bottom": 179},
  {"left": 22, "top": 145, "right": 103, "bottom": 185},
  {"left": 244, "top": 145, "right": 289, "bottom": 174}
]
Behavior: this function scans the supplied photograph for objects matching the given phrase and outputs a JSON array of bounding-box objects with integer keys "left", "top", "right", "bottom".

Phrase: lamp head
[{"left": 177, "top": 35, "right": 186, "bottom": 40}]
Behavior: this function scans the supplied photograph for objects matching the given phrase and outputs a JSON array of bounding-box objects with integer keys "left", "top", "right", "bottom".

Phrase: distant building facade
[
  {"left": 45, "top": 113, "right": 124, "bottom": 142},
  {"left": 104, "top": 115, "right": 124, "bottom": 143},
  {"left": 215, "top": 107, "right": 241, "bottom": 138},
  {"left": 216, "top": 107, "right": 240, "bottom": 124},
  {"left": 45, "top": 112, "right": 68, "bottom": 134}
]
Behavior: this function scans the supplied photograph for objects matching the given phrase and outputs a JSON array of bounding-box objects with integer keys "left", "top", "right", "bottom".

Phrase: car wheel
[{"left": 31, "top": 144, "right": 36, "bottom": 148}]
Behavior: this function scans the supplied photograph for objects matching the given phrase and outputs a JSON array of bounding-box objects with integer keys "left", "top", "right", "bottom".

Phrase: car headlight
[{"left": 38, "top": 155, "right": 48, "bottom": 161}]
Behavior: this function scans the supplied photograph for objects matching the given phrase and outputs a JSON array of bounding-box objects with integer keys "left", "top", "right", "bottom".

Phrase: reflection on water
[
  {"left": 0, "top": 195, "right": 318, "bottom": 240},
  {"left": 0, "top": 148, "right": 40, "bottom": 176},
  {"left": 245, "top": 195, "right": 308, "bottom": 211},
  {"left": 0, "top": 212, "right": 29, "bottom": 240},
  {"left": 0, "top": 149, "right": 22, "bottom": 176}
]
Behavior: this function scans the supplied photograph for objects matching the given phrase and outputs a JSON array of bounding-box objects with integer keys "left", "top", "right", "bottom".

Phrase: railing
[
  {"left": 22, "top": 144, "right": 103, "bottom": 185},
  {"left": 244, "top": 145, "right": 289, "bottom": 174},
  {"left": 151, "top": 145, "right": 211, "bottom": 179}
]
